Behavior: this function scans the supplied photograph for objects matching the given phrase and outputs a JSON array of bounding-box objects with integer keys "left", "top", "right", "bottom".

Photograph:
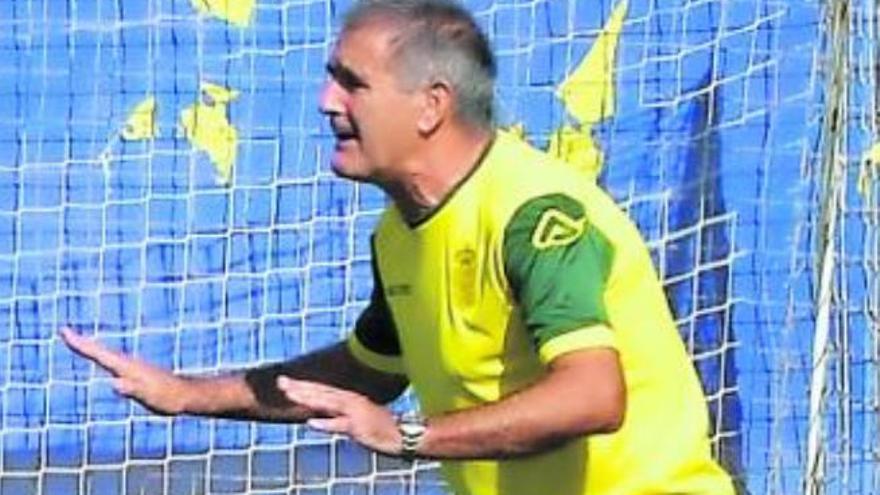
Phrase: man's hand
[
  {"left": 59, "top": 328, "right": 193, "bottom": 415},
  {"left": 277, "top": 377, "right": 402, "bottom": 456},
  {"left": 61, "top": 329, "right": 408, "bottom": 423}
]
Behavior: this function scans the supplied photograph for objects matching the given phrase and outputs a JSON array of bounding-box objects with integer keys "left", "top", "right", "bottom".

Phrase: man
[{"left": 62, "top": 0, "right": 735, "bottom": 493}]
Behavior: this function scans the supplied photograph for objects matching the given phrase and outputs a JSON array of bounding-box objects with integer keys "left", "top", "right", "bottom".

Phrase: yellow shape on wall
[
  {"left": 506, "top": 123, "right": 527, "bottom": 141},
  {"left": 190, "top": 0, "right": 255, "bottom": 27},
  {"left": 180, "top": 82, "right": 240, "bottom": 185},
  {"left": 550, "top": 0, "right": 628, "bottom": 177},
  {"left": 121, "top": 97, "right": 158, "bottom": 141},
  {"left": 860, "top": 142, "right": 880, "bottom": 199}
]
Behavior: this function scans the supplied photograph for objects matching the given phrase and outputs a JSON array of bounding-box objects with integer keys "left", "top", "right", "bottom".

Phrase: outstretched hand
[
  {"left": 277, "top": 377, "right": 402, "bottom": 456},
  {"left": 60, "top": 328, "right": 192, "bottom": 415}
]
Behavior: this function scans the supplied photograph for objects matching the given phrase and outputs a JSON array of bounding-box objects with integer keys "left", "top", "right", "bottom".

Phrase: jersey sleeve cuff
[
  {"left": 538, "top": 324, "right": 617, "bottom": 364},
  {"left": 347, "top": 333, "right": 406, "bottom": 375}
]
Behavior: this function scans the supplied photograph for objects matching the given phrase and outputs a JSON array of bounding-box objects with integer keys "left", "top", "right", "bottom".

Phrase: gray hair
[{"left": 343, "top": 0, "right": 496, "bottom": 129}]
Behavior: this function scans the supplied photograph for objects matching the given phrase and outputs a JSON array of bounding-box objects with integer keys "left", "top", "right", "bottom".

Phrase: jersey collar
[{"left": 403, "top": 131, "right": 499, "bottom": 230}]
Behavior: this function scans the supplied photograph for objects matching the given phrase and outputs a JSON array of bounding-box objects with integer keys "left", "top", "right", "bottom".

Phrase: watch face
[
  {"left": 400, "top": 422, "right": 426, "bottom": 435},
  {"left": 398, "top": 413, "right": 426, "bottom": 457},
  {"left": 398, "top": 415, "right": 427, "bottom": 455}
]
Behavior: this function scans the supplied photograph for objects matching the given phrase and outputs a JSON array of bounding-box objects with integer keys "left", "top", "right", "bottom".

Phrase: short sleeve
[
  {"left": 503, "top": 193, "right": 616, "bottom": 363},
  {"left": 347, "top": 245, "right": 406, "bottom": 375}
]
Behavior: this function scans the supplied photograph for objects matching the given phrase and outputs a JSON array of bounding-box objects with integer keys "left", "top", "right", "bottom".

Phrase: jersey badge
[{"left": 453, "top": 248, "right": 477, "bottom": 307}]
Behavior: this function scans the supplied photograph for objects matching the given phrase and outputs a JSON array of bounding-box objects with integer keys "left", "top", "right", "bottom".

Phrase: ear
[{"left": 417, "top": 80, "right": 453, "bottom": 135}]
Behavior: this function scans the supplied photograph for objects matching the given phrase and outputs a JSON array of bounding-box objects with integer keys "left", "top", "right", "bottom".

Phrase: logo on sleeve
[{"left": 531, "top": 208, "right": 585, "bottom": 249}]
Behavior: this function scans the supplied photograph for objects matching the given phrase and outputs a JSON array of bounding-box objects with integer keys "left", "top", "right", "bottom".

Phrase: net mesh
[{"left": 0, "top": 0, "right": 877, "bottom": 494}]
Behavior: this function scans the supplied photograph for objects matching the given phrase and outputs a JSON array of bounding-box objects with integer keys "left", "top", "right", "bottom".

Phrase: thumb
[
  {"left": 307, "top": 416, "right": 350, "bottom": 434},
  {"left": 112, "top": 378, "right": 136, "bottom": 396}
]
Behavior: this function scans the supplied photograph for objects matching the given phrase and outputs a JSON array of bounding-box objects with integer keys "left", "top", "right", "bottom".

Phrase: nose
[{"left": 319, "top": 78, "right": 344, "bottom": 116}]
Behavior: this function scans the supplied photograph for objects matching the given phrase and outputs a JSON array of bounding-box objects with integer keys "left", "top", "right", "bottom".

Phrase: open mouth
[
  {"left": 331, "top": 122, "right": 359, "bottom": 144},
  {"left": 335, "top": 131, "right": 358, "bottom": 143}
]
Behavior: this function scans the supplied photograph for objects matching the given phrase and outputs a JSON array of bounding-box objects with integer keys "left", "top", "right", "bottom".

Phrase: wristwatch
[{"left": 396, "top": 413, "right": 427, "bottom": 460}]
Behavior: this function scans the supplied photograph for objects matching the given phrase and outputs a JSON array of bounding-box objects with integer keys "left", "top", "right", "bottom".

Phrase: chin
[{"left": 330, "top": 160, "right": 371, "bottom": 183}]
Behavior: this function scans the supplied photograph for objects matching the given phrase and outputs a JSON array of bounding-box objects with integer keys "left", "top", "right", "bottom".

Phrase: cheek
[{"left": 345, "top": 100, "right": 372, "bottom": 134}]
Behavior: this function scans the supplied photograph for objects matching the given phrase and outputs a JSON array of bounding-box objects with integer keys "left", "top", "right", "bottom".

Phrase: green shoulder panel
[{"left": 503, "top": 193, "right": 615, "bottom": 348}]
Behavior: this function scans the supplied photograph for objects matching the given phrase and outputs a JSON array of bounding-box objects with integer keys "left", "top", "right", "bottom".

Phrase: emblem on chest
[
  {"left": 385, "top": 283, "right": 412, "bottom": 297},
  {"left": 453, "top": 248, "right": 477, "bottom": 307}
]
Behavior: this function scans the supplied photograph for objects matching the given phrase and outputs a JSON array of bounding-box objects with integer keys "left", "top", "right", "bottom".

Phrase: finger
[
  {"left": 277, "top": 377, "right": 360, "bottom": 400},
  {"left": 60, "top": 328, "right": 132, "bottom": 375},
  {"left": 307, "top": 416, "right": 351, "bottom": 434},
  {"left": 277, "top": 379, "right": 348, "bottom": 415},
  {"left": 112, "top": 377, "right": 136, "bottom": 396},
  {"left": 279, "top": 383, "right": 343, "bottom": 411},
  {"left": 277, "top": 378, "right": 349, "bottom": 403}
]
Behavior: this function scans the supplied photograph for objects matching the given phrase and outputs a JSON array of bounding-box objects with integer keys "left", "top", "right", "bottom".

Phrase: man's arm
[
  {"left": 415, "top": 347, "right": 624, "bottom": 458},
  {"left": 60, "top": 328, "right": 408, "bottom": 423},
  {"left": 276, "top": 194, "right": 630, "bottom": 457},
  {"left": 278, "top": 346, "right": 625, "bottom": 458}
]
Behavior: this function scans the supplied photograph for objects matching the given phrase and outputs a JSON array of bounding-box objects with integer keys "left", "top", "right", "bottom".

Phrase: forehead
[{"left": 331, "top": 23, "right": 397, "bottom": 75}]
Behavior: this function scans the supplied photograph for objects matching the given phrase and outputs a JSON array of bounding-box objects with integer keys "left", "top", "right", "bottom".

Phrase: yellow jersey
[{"left": 348, "top": 131, "right": 734, "bottom": 495}]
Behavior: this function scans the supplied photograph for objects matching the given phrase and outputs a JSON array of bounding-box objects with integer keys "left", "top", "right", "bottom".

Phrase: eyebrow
[{"left": 326, "top": 60, "right": 370, "bottom": 90}]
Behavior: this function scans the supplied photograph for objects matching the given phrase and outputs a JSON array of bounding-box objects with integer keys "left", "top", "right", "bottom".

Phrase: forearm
[
  {"left": 179, "top": 342, "right": 408, "bottom": 423},
  {"left": 172, "top": 373, "right": 315, "bottom": 422},
  {"left": 60, "top": 328, "right": 405, "bottom": 423},
  {"left": 418, "top": 349, "right": 625, "bottom": 460}
]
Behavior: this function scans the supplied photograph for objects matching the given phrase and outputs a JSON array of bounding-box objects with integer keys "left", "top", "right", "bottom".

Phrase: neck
[{"left": 384, "top": 125, "right": 493, "bottom": 225}]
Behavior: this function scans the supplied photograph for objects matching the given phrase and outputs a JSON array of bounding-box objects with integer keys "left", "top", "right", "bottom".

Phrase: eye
[
  {"left": 327, "top": 62, "right": 368, "bottom": 92},
  {"left": 338, "top": 73, "right": 367, "bottom": 92}
]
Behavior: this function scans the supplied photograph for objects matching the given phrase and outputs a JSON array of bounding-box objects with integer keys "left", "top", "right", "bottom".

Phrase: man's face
[{"left": 319, "top": 23, "right": 423, "bottom": 182}]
